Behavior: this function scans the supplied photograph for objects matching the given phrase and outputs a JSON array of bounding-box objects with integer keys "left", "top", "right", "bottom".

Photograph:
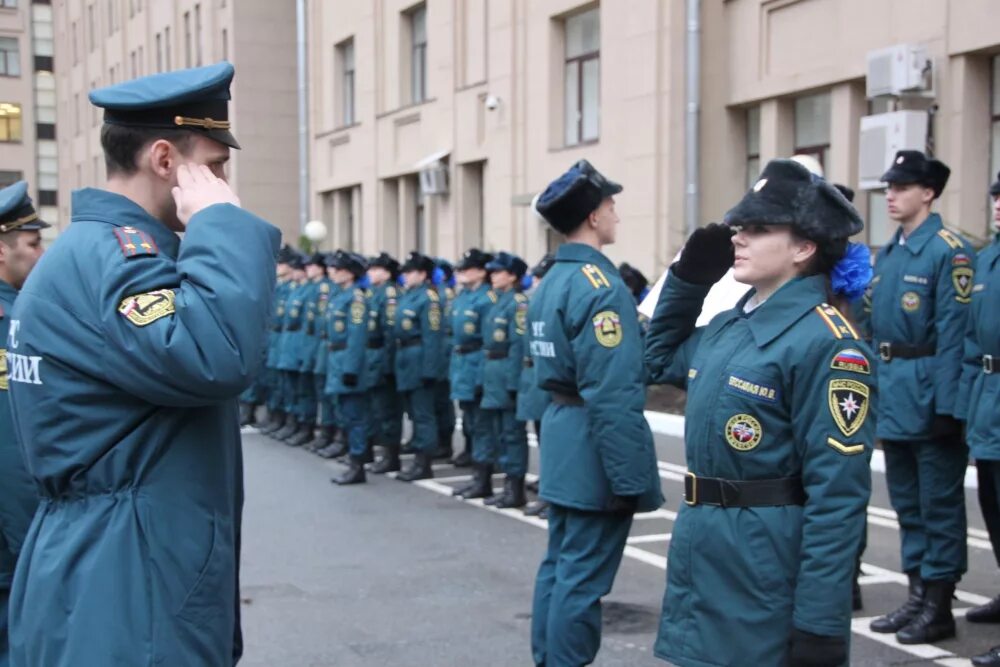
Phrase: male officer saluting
[
  {"left": 528, "top": 160, "right": 662, "bottom": 666},
  {"left": 394, "top": 251, "right": 444, "bottom": 481},
  {"left": 6, "top": 63, "right": 279, "bottom": 666},
  {"left": 862, "top": 150, "right": 973, "bottom": 644},
  {"left": 0, "top": 181, "right": 47, "bottom": 667}
]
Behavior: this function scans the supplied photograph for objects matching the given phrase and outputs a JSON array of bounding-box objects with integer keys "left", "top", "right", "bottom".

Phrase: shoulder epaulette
[
  {"left": 937, "top": 229, "right": 964, "bottom": 250},
  {"left": 320, "top": 283, "right": 331, "bottom": 294},
  {"left": 580, "top": 264, "right": 611, "bottom": 289},
  {"left": 487, "top": 290, "right": 498, "bottom": 303},
  {"left": 427, "top": 287, "right": 440, "bottom": 302},
  {"left": 814, "top": 303, "right": 859, "bottom": 340},
  {"left": 365, "top": 288, "right": 373, "bottom": 298},
  {"left": 113, "top": 226, "right": 159, "bottom": 259},
  {"left": 386, "top": 285, "right": 397, "bottom": 298},
  {"left": 446, "top": 287, "right": 455, "bottom": 299},
  {"left": 514, "top": 292, "right": 528, "bottom": 303},
  {"left": 353, "top": 288, "right": 365, "bottom": 300}
]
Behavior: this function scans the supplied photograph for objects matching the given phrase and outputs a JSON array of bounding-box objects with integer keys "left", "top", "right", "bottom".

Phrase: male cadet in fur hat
[
  {"left": 859, "top": 150, "right": 975, "bottom": 644},
  {"left": 0, "top": 181, "right": 47, "bottom": 666},
  {"left": 300, "top": 253, "right": 339, "bottom": 453},
  {"left": 955, "top": 171, "right": 1000, "bottom": 667},
  {"left": 393, "top": 251, "right": 445, "bottom": 481},
  {"left": 528, "top": 160, "right": 663, "bottom": 667},
  {"left": 432, "top": 257, "right": 458, "bottom": 460},
  {"left": 366, "top": 252, "right": 406, "bottom": 473},
  {"left": 266, "top": 251, "right": 308, "bottom": 438},
  {"left": 448, "top": 248, "right": 495, "bottom": 474},
  {"left": 5, "top": 63, "right": 280, "bottom": 665}
]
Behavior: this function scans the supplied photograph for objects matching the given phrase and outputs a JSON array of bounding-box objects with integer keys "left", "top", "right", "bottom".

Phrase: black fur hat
[
  {"left": 880, "top": 150, "right": 951, "bottom": 199},
  {"left": 535, "top": 160, "right": 623, "bottom": 234}
]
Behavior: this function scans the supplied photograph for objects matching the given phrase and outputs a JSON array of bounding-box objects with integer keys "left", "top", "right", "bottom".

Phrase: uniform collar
[
  {"left": 0, "top": 278, "right": 17, "bottom": 301},
  {"left": 71, "top": 188, "right": 181, "bottom": 259},
  {"left": 728, "top": 275, "right": 828, "bottom": 347},
  {"left": 554, "top": 242, "right": 618, "bottom": 275},
  {"left": 890, "top": 213, "right": 942, "bottom": 256}
]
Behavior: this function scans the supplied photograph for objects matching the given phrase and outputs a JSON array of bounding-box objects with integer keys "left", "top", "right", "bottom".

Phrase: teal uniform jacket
[
  {"left": 266, "top": 278, "right": 291, "bottom": 368},
  {"left": 7, "top": 189, "right": 279, "bottom": 666},
  {"left": 516, "top": 287, "right": 550, "bottom": 421},
  {"left": 295, "top": 279, "right": 321, "bottom": 372},
  {"left": 0, "top": 279, "right": 38, "bottom": 667},
  {"left": 957, "top": 238, "right": 1000, "bottom": 460},
  {"left": 858, "top": 214, "right": 973, "bottom": 439},
  {"left": 393, "top": 283, "right": 443, "bottom": 392},
  {"left": 645, "top": 273, "right": 875, "bottom": 667},
  {"left": 438, "top": 285, "right": 455, "bottom": 380},
  {"left": 366, "top": 282, "right": 398, "bottom": 381},
  {"left": 449, "top": 283, "right": 493, "bottom": 402},
  {"left": 308, "top": 279, "right": 334, "bottom": 375},
  {"left": 528, "top": 243, "right": 662, "bottom": 512},
  {"left": 481, "top": 288, "right": 527, "bottom": 410},
  {"left": 324, "top": 285, "right": 369, "bottom": 395},
  {"left": 277, "top": 279, "right": 308, "bottom": 371}
]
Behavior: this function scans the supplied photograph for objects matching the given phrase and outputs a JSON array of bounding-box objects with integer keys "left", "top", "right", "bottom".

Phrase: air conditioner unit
[
  {"left": 857, "top": 111, "right": 928, "bottom": 190},
  {"left": 419, "top": 163, "right": 449, "bottom": 196},
  {"left": 866, "top": 44, "right": 932, "bottom": 98}
]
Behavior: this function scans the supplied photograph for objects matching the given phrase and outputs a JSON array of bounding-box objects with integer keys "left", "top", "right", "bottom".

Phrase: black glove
[
  {"left": 422, "top": 377, "right": 436, "bottom": 388},
  {"left": 788, "top": 628, "right": 847, "bottom": 667},
  {"left": 342, "top": 373, "right": 358, "bottom": 387},
  {"left": 672, "top": 223, "right": 735, "bottom": 285},
  {"left": 932, "top": 415, "right": 962, "bottom": 438},
  {"left": 509, "top": 390, "right": 517, "bottom": 402},
  {"left": 474, "top": 387, "right": 484, "bottom": 403},
  {"left": 605, "top": 494, "right": 639, "bottom": 515}
]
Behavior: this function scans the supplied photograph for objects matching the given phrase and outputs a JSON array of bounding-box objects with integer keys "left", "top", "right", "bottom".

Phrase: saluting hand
[
  {"left": 171, "top": 164, "right": 241, "bottom": 226},
  {"left": 672, "top": 223, "right": 735, "bottom": 286}
]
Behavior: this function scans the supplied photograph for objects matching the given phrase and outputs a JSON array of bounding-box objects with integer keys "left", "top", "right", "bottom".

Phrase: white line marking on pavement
[
  {"left": 627, "top": 533, "right": 672, "bottom": 545},
  {"left": 633, "top": 509, "right": 678, "bottom": 521}
]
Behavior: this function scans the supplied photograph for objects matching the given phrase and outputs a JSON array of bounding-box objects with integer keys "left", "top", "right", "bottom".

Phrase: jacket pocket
[{"left": 176, "top": 512, "right": 233, "bottom": 625}]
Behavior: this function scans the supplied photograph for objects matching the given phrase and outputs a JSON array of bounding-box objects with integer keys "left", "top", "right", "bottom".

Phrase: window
[
  {"left": 338, "top": 38, "right": 355, "bottom": 126},
  {"left": 0, "top": 103, "right": 22, "bottom": 142},
  {"left": 0, "top": 37, "right": 18, "bottom": 77},
  {"left": 794, "top": 91, "right": 831, "bottom": 170},
  {"left": 563, "top": 7, "right": 600, "bottom": 146},
  {"left": 746, "top": 106, "right": 761, "bottom": 189},
  {"left": 408, "top": 4, "right": 427, "bottom": 104},
  {"left": 164, "top": 26, "right": 171, "bottom": 69},
  {"left": 221, "top": 28, "right": 227, "bottom": 61},
  {"left": 866, "top": 97, "right": 892, "bottom": 246},
  {"left": 0, "top": 171, "right": 22, "bottom": 188},
  {"left": 183, "top": 11, "right": 191, "bottom": 67},
  {"left": 71, "top": 21, "right": 78, "bottom": 64},
  {"left": 195, "top": 4, "right": 202, "bottom": 66},
  {"left": 156, "top": 32, "right": 162, "bottom": 72},
  {"left": 0, "top": 0, "right": 17, "bottom": 8}
]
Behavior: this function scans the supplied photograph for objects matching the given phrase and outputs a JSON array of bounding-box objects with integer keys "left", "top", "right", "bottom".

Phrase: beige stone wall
[{"left": 52, "top": 0, "right": 299, "bottom": 239}]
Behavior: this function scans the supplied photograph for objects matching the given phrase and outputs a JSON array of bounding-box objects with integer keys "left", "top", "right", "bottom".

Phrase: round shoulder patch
[{"left": 725, "top": 414, "right": 762, "bottom": 451}]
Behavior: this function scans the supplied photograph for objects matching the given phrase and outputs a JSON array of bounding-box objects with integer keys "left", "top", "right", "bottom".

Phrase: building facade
[
  {"left": 0, "top": 0, "right": 58, "bottom": 239},
  {"left": 309, "top": 0, "right": 1000, "bottom": 276},
  {"left": 51, "top": 0, "right": 301, "bottom": 239}
]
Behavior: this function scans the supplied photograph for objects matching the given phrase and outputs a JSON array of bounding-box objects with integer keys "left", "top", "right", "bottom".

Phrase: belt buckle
[
  {"left": 878, "top": 342, "right": 892, "bottom": 362},
  {"left": 684, "top": 472, "right": 697, "bottom": 506},
  {"left": 985, "top": 355, "right": 995, "bottom": 374}
]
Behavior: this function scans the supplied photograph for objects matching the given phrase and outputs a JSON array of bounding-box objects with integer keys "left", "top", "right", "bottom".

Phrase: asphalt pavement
[{"left": 238, "top": 416, "right": 1000, "bottom": 666}]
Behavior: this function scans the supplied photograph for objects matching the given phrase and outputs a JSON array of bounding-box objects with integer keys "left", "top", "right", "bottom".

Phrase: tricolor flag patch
[{"left": 831, "top": 348, "right": 871, "bottom": 375}]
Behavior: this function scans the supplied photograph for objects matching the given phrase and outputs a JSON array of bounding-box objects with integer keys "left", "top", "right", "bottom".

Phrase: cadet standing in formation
[
  {"left": 248, "top": 246, "right": 295, "bottom": 430},
  {"left": 528, "top": 160, "right": 663, "bottom": 667},
  {"left": 366, "top": 253, "right": 405, "bottom": 473},
  {"left": 301, "top": 254, "right": 336, "bottom": 452},
  {"left": 6, "top": 63, "right": 280, "bottom": 665},
  {"left": 861, "top": 150, "right": 973, "bottom": 644},
  {"left": 645, "top": 159, "right": 875, "bottom": 667},
  {"left": 434, "top": 258, "right": 457, "bottom": 460},
  {"left": 955, "top": 171, "right": 1000, "bottom": 667},
  {"left": 0, "top": 182, "right": 47, "bottom": 667},
  {"left": 270, "top": 254, "right": 307, "bottom": 439}
]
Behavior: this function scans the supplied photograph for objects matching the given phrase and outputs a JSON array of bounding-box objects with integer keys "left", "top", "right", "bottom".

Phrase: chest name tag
[
  {"left": 903, "top": 274, "right": 929, "bottom": 285},
  {"left": 118, "top": 289, "right": 176, "bottom": 327},
  {"left": 974, "top": 284, "right": 986, "bottom": 293},
  {"left": 726, "top": 375, "right": 778, "bottom": 403}
]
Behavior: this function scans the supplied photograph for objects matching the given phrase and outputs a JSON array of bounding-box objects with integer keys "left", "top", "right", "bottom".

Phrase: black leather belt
[
  {"left": 878, "top": 342, "right": 935, "bottom": 362},
  {"left": 397, "top": 338, "right": 421, "bottom": 349},
  {"left": 551, "top": 392, "right": 583, "bottom": 406},
  {"left": 523, "top": 357, "right": 533, "bottom": 368},
  {"left": 367, "top": 341, "right": 384, "bottom": 349},
  {"left": 286, "top": 324, "right": 301, "bottom": 332},
  {"left": 485, "top": 350, "right": 508, "bottom": 360},
  {"left": 327, "top": 342, "right": 347, "bottom": 351},
  {"left": 684, "top": 473, "right": 806, "bottom": 507},
  {"left": 984, "top": 354, "right": 996, "bottom": 374},
  {"left": 455, "top": 342, "right": 482, "bottom": 355}
]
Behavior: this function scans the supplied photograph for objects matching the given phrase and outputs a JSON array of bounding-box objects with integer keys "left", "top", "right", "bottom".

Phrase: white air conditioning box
[
  {"left": 858, "top": 111, "right": 928, "bottom": 190},
  {"left": 866, "top": 44, "right": 932, "bottom": 98},
  {"left": 419, "top": 164, "right": 449, "bottom": 196}
]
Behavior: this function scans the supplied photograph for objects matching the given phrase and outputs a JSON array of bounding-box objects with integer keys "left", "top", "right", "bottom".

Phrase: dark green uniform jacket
[
  {"left": 393, "top": 283, "right": 444, "bottom": 393},
  {"left": 481, "top": 288, "right": 527, "bottom": 410},
  {"left": 645, "top": 272, "right": 875, "bottom": 667},
  {"left": 528, "top": 243, "right": 662, "bottom": 512},
  {"left": 449, "top": 283, "right": 493, "bottom": 402}
]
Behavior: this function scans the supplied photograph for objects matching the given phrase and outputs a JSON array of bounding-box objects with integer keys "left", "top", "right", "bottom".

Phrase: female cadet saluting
[{"left": 645, "top": 159, "right": 876, "bottom": 667}]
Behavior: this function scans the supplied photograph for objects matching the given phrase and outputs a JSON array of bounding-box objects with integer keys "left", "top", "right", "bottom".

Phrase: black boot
[
  {"left": 457, "top": 464, "right": 494, "bottom": 499},
  {"left": 972, "top": 645, "right": 1000, "bottom": 666},
  {"left": 896, "top": 580, "right": 956, "bottom": 644},
  {"left": 450, "top": 449, "right": 472, "bottom": 467},
  {"left": 332, "top": 456, "right": 367, "bottom": 485},
  {"left": 523, "top": 500, "right": 550, "bottom": 517},
  {"left": 239, "top": 402, "right": 257, "bottom": 427},
  {"left": 526, "top": 478, "right": 540, "bottom": 494},
  {"left": 370, "top": 445, "right": 401, "bottom": 474},
  {"left": 286, "top": 424, "right": 314, "bottom": 447},
  {"left": 967, "top": 594, "right": 1000, "bottom": 624},
  {"left": 853, "top": 560, "right": 863, "bottom": 611},
  {"left": 397, "top": 452, "right": 433, "bottom": 482},
  {"left": 259, "top": 410, "right": 285, "bottom": 435},
  {"left": 432, "top": 440, "right": 453, "bottom": 461},
  {"left": 870, "top": 572, "right": 925, "bottom": 633},
  {"left": 304, "top": 425, "right": 335, "bottom": 452},
  {"left": 494, "top": 476, "right": 526, "bottom": 509},
  {"left": 400, "top": 438, "right": 414, "bottom": 454},
  {"left": 316, "top": 439, "right": 348, "bottom": 459},
  {"left": 272, "top": 417, "right": 299, "bottom": 441}
]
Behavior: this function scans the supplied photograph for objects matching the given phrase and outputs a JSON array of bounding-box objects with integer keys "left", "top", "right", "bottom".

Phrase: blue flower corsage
[{"left": 830, "top": 242, "right": 873, "bottom": 301}]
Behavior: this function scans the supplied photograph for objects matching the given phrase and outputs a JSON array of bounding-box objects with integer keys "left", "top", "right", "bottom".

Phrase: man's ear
[{"left": 146, "top": 139, "right": 176, "bottom": 180}]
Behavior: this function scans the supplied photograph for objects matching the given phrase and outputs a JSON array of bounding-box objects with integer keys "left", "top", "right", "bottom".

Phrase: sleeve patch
[
  {"left": 113, "top": 227, "right": 159, "bottom": 259},
  {"left": 118, "top": 289, "right": 176, "bottom": 327},
  {"left": 828, "top": 379, "right": 870, "bottom": 437},
  {"left": 592, "top": 310, "right": 622, "bottom": 348},
  {"left": 515, "top": 301, "right": 528, "bottom": 334},
  {"left": 826, "top": 436, "right": 866, "bottom": 456},
  {"left": 952, "top": 266, "right": 973, "bottom": 303},
  {"left": 814, "top": 304, "right": 859, "bottom": 340},
  {"left": 830, "top": 348, "right": 871, "bottom": 375},
  {"left": 428, "top": 302, "right": 442, "bottom": 331}
]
